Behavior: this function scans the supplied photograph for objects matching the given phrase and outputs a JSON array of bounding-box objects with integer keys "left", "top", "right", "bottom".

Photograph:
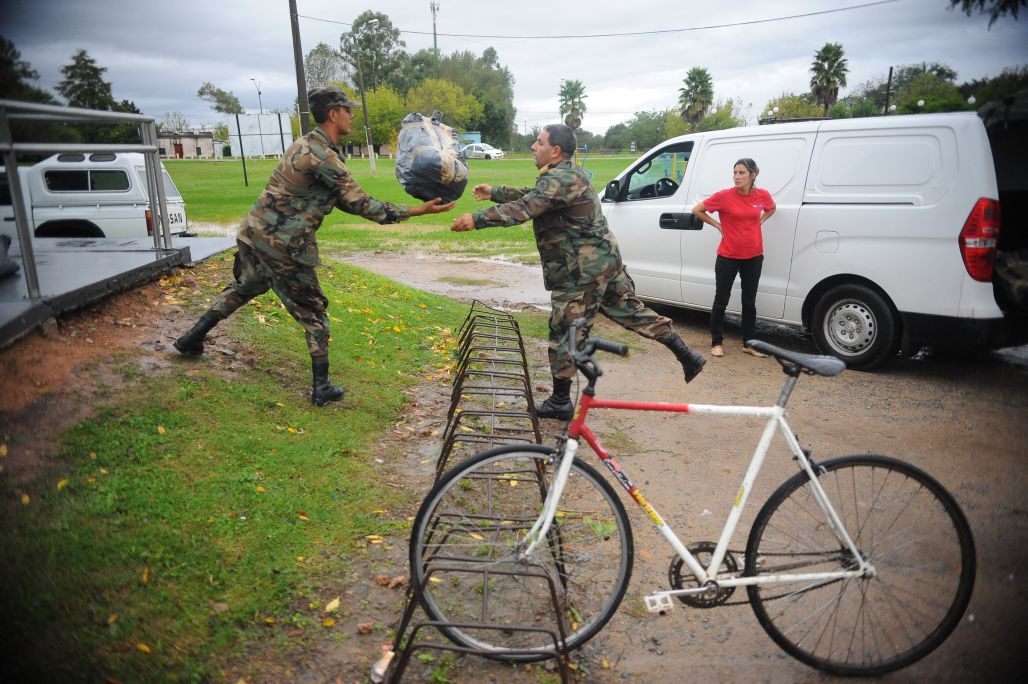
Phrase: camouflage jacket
[
  {"left": 472, "top": 160, "right": 622, "bottom": 291},
  {"left": 237, "top": 127, "right": 410, "bottom": 268}
]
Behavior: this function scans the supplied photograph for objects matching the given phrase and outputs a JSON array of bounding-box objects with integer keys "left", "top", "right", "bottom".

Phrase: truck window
[
  {"left": 44, "top": 170, "right": 89, "bottom": 191},
  {"left": 161, "top": 170, "right": 182, "bottom": 199},
  {"left": 90, "top": 170, "right": 130, "bottom": 191}
]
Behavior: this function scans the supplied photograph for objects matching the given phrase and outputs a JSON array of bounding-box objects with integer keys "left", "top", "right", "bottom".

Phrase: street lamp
[
  {"left": 351, "top": 20, "right": 379, "bottom": 175},
  {"left": 250, "top": 78, "right": 264, "bottom": 114},
  {"left": 250, "top": 77, "right": 266, "bottom": 157}
]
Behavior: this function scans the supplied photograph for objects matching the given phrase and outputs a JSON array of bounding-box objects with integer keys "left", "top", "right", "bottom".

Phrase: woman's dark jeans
[{"left": 710, "top": 254, "right": 763, "bottom": 347}]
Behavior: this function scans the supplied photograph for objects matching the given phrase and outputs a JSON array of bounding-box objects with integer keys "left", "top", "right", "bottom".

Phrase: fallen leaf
[
  {"left": 287, "top": 628, "right": 305, "bottom": 638},
  {"left": 601, "top": 657, "right": 610, "bottom": 669},
  {"left": 263, "top": 617, "right": 276, "bottom": 626},
  {"left": 56, "top": 479, "right": 69, "bottom": 491},
  {"left": 374, "top": 575, "right": 391, "bottom": 586},
  {"left": 324, "top": 597, "right": 340, "bottom": 614},
  {"left": 21, "top": 493, "right": 29, "bottom": 505},
  {"left": 0, "top": 444, "right": 7, "bottom": 458},
  {"left": 356, "top": 622, "right": 374, "bottom": 634},
  {"left": 136, "top": 643, "right": 151, "bottom": 654},
  {"left": 638, "top": 549, "right": 653, "bottom": 561},
  {"left": 141, "top": 566, "right": 149, "bottom": 585},
  {"left": 255, "top": 485, "right": 267, "bottom": 493},
  {"left": 107, "top": 613, "right": 119, "bottom": 625},
  {"left": 365, "top": 535, "right": 384, "bottom": 544},
  {"left": 323, "top": 618, "right": 336, "bottom": 627},
  {"left": 157, "top": 425, "right": 166, "bottom": 435},
  {"left": 388, "top": 575, "right": 406, "bottom": 589},
  {"left": 297, "top": 512, "right": 310, "bottom": 522},
  {"left": 212, "top": 602, "right": 230, "bottom": 614}
]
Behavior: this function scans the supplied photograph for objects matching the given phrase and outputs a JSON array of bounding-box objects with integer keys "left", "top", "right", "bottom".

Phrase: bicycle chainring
[{"left": 668, "top": 541, "right": 738, "bottom": 608}]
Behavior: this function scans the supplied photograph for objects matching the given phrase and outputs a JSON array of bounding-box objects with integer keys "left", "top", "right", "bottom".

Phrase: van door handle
[{"left": 659, "top": 213, "right": 702, "bottom": 230}]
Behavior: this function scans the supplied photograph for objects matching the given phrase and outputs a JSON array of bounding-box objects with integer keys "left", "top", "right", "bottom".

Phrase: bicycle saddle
[{"left": 745, "top": 340, "right": 846, "bottom": 377}]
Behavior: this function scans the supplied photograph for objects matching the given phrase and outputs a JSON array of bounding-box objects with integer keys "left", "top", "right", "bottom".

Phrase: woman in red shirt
[{"left": 692, "top": 158, "right": 776, "bottom": 358}]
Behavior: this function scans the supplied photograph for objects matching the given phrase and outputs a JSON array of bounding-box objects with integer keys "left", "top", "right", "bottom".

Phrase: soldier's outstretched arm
[
  {"left": 410, "top": 198, "right": 457, "bottom": 216},
  {"left": 472, "top": 175, "right": 563, "bottom": 229}
]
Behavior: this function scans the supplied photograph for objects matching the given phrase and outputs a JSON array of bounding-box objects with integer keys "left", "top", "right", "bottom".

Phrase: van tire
[{"left": 812, "top": 284, "right": 898, "bottom": 370}]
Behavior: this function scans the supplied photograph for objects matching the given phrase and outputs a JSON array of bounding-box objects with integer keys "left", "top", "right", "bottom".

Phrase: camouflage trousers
[
  {"left": 549, "top": 268, "right": 674, "bottom": 379},
  {"left": 206, "top": 240, "right": 330, "bottom": 356}
]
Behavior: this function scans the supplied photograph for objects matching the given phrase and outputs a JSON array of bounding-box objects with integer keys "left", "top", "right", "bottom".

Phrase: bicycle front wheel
[
  {"left": 745, "top": 455, "right": 975, "bottom": 676},
  {"left": 409, "top": 444, "right": 633, "bottom": 660}
]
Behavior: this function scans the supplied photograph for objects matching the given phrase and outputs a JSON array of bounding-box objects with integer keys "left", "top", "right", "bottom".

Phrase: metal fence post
[{"left": 0, "top": 104, "right": 41, "bottom": 299}]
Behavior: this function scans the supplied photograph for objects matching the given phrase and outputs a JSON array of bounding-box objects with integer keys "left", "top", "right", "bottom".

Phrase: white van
[
  {"left": 0, "top": 152, "right": 188, "bottom": 241},
  {"left": 601, "top": 111, "right": 1026, "bottom": 369}
]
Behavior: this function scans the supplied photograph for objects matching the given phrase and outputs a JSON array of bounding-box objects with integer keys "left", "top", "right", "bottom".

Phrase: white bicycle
[{"left": 408, "top": 319, "right": 976, "bottom": 676}]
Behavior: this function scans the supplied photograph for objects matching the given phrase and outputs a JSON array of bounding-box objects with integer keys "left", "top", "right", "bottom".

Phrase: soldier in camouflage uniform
[
  {"left": 452, "top": 124, "right": 705, "bottom": 419},
  {"left": 174, "top": 86, "right": 455, "bottom": 406}
]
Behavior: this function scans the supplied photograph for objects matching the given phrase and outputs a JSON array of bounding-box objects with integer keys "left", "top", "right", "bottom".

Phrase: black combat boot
[
  {"left": 311, "top": 356, "right": 345, "bottom": 406},
  {"left": 535, "top": 376, "right": 574, "bottom": 420},
  {"left": 662, "top": 335, "right": 706, "bottom": 383},
  {"left": 173, "top": 312, "right": 222, "bottom": 356}
]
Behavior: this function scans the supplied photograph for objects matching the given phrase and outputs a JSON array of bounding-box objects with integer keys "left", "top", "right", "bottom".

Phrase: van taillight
[
  {"left": 145, "top": 208, "right": 153, "bottom": 236},
  {"left": 958, "top": 198, "right": 1000, "bottom": 282}
]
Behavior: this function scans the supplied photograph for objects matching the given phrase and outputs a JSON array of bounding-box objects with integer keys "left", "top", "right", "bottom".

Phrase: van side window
[
  {"left": 44, "top": 170, "right": 89, "bottom": 191},
  {"left": 625, "top": 142, "right": 692, "bottom": 200},
  {"left": 90, "top": 170, "right": 130, "bottom": 191}
]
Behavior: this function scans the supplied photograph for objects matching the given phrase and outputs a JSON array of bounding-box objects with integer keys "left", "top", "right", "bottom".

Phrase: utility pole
[
  {"left": 430, "top": 1, "right": 440, "bottom": 54},
  {"left": 288, "top": 0, "right": 311, "bottom": 134},
  {"left": 883, "top": 66, "right": 894, "bottom": 116}
]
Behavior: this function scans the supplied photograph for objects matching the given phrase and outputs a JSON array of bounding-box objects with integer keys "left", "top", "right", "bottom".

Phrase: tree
[
  {"left": 896, "top": 72, "right": 969, "bottom": 113},
  {"left": 678, "top": 67, "right": 714, "bottom": 126},
  {"left": 949, "top": 0, "right": 1026, "bottom": 26},
  {"left": 160, "top": 112, "right": 192, "bottom": 133},
  {"left": 304, "top": 42, "right": 349, "bottom": 91},
  {"left": 696, "top": 99, "right": 745, "bottom": 132},
  {"left": 342, "top": 85, "right": 406, "bottom": 153},
  {"left": 197, "top": 82, "right": 244, "bottom": 115},
  {"left": 559, "top": 79, "right": 588, "bottom": 130},
  {"left": 1, "top": 36, "right": 56, "bottom": 104},
  {"left": 405, "top": 78, "right": 483, "bottom": 130},
  {"left": 809, "top": 42, "right": 849, "bottom": 117},
  {"left": 57, "top": 49, "right": 115, "bottom": 110},
  {"left": 959, "top": 64, "right": 1028, "bottom": 104},
  {"left": 339, "top": 11, "right": 406, "bottom": 92},
  {"left": 431, "top": 48, "right": 517, "bottom": 146},
  {"left": 763, "top": 93, "right": 823, "bottom": 120}
]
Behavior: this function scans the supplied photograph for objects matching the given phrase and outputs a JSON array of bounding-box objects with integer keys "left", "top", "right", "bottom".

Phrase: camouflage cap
[{"left": 307, "top": 86, "right": 361, "bottom": 110}]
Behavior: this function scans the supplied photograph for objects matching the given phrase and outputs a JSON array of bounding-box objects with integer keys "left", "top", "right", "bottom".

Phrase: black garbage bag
[
  {"left": 0, "top": 234, "right": 20, "bottom": 279},
  {"left": 395, "top": 112, "right": 468, "bottom": 203}
]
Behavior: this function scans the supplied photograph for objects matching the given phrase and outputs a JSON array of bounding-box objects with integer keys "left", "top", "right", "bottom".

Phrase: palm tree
[
  {"left": 810, "top": 42, "right": 849, "bottom": 117},
  {"left": 559, "top": 79, "right": 587, "bottom": 130},
  {"left": 678, "top": 67, "right": 714, "bottom": 127}
]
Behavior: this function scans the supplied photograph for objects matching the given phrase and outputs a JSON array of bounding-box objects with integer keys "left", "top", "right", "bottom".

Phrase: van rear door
[{"left": 134, "top": 164, "right": 188, "bottom": 234}]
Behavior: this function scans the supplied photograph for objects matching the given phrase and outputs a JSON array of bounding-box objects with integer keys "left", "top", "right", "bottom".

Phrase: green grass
[
  {"left": 0, "top": 255, "right": 504, "bottom": 682},
  {"left": 165, "top": 156, "right": 636, "bottom": 258}
]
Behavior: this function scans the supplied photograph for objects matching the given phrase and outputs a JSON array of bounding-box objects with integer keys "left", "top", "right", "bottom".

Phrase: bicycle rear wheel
[
  {"left": 409, "top": 444, "right": 633, "bottom": 660},
  {"left": 745, "top": 455, "right": 975, "bottom": 676}
]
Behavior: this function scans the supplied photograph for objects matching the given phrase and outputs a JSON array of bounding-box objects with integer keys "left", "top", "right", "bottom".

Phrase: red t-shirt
[{"left": 703, "top": 187, "right": 775, "bottom": 259}]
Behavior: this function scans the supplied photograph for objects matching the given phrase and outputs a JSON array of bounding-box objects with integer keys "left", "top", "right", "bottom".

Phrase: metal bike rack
[
  {"left": 372, "top": 303, "right": 573, "bottom": 683},
  {"left": 434, "top": 301, "right": 541, "bottom": 480}
]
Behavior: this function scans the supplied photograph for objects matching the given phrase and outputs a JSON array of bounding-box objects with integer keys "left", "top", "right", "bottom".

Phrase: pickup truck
[{"left": 0, "top": 152, "right": 188, "bottom": 240}]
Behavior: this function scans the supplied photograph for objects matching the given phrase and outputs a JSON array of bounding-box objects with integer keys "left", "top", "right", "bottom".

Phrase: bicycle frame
[{"left": 520, "top": 377, "right": 873, "bottom": 597}]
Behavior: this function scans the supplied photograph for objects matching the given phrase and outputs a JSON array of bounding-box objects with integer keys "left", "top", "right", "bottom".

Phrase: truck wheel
[{"left": 812, "top": 284, "right": 898, "bottom": 370}]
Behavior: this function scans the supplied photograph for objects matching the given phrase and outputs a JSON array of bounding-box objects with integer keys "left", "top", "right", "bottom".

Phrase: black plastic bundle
[{"left": 395, "top": 112, "right": 468, "bottom": 202}]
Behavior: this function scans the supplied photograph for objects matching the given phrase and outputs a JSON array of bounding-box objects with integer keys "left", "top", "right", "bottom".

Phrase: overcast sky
[{"left": 3, "top": 0, "right": 1027, "bottom": 136}]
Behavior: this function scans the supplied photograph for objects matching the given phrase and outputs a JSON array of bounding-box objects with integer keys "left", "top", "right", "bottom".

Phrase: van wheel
[{"left": 812, "top": 284, "right": 898, "bottom": 370}]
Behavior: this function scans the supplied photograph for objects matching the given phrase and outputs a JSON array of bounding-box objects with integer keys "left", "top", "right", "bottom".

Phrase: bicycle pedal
[{"left": 644, "top": 593, "right": 674, "bottom": 614}]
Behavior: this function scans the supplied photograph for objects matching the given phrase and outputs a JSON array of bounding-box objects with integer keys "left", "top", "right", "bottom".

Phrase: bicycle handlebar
[{"left": 566, "top": 317, "right": 629, "bottom": 383}]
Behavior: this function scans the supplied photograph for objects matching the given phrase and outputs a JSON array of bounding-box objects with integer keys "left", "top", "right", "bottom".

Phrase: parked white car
[
  {"left": 601, "top": 111, "right": 1026, "bottom": 369},
  {"left": 0, "top": 152, "right": 188, "bottom": 240},
  {"left": 461, "top": 143, "right": 505, "bottom": 160}
]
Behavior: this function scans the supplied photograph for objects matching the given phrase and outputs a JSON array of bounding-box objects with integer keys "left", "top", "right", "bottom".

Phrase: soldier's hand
[
  {"left": 472, "top": 184, "right": 491, "bottom": 201},
  {"left": 451, "top": 214, "right": 476, "bottom": 232},
  {"left": 411, "top": 197, "right": 457, "bottom": 216}
]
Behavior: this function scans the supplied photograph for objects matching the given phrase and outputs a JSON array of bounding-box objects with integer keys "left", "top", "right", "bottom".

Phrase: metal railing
[{"left": 0, "top": 98, "right": 173, "bottom": 299}]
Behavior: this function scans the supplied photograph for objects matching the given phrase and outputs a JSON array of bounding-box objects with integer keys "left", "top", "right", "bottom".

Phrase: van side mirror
[{"left": 604, "top": 179, "right": 621, "bottom": 202}]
